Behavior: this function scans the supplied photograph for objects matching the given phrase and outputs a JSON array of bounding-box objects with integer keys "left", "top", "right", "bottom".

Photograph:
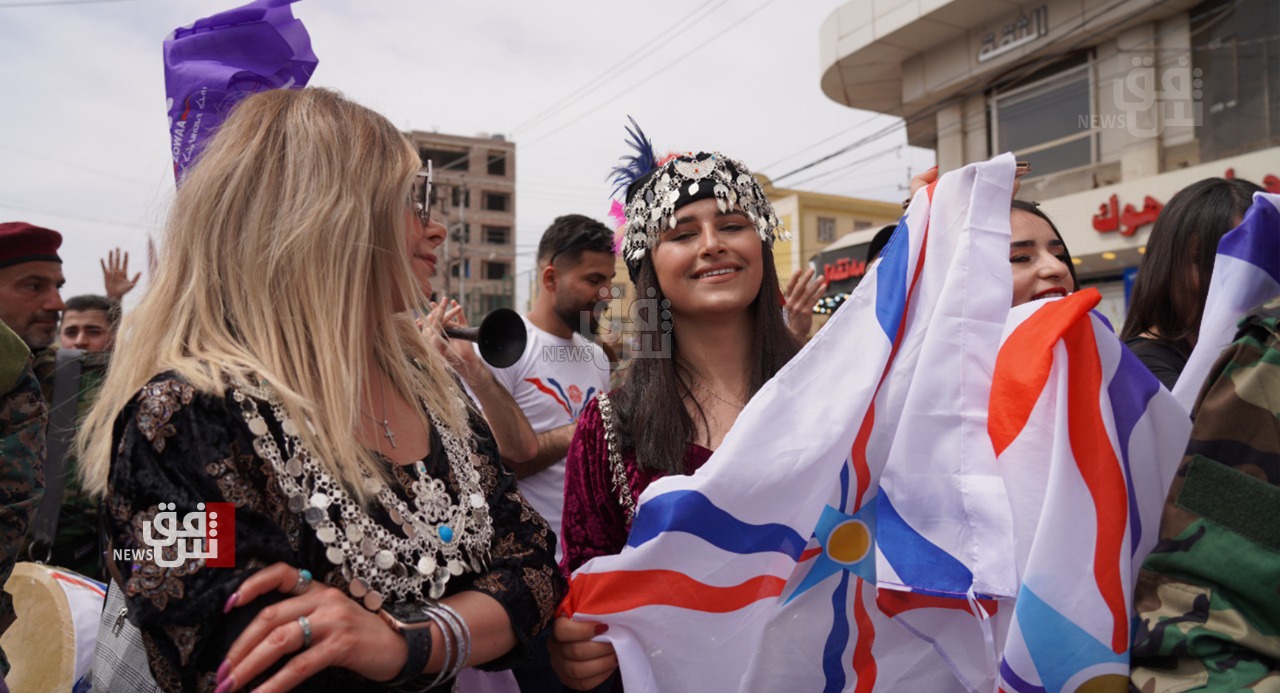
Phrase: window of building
[
  {"left": 481, "top": 293, "right": 513, "bottom": 314},
  {"left": 450, "top": 187, "right": 470, "bottom": 209},
  {"left": 482, "top": 226, "right": 510, "bottom": 245},
  {"left": 1193, "top": 0, "right": 1280, "bottom": 160},
  {"left": 817, "top": 217, "right": 836, "bottom": 243},
  {"left": 449, "top": 224, "right": 470, "bottom": 245},
  {"left": 483, "top": 261, "right": 509, "bottom": 280},
  {"left": 450, "top": 259, "right": 470, "bottom": 278},
  {"left": 487, "top": 151, "right": 507, "bottom": 176},
  {"left": 854, "top": 220, "right": 873, "bottom": 231},
  {"left": 482, "top": 192, "right": 510, "bottom": 212},
  {"left": 989, "top": 55, "right": 1096, "bottom": 177},
  {"left": 419, "top": 147, "right": 468, "bottom": 172}
]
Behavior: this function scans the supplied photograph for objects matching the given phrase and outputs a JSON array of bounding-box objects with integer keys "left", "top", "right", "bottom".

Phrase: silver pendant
[
  {"left": 374, "top": 550, "right": 395, "bottom": 570},
  {"left": 304, "top": 507, "right": 325, "bottom": 525},
  {"left": 417, "top": 555, "right": 436, "bottom": 575}
]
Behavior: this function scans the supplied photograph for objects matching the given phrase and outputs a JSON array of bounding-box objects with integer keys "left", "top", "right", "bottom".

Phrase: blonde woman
[{"left": 79, "top": 88, "right": 561, "bottom": 692}]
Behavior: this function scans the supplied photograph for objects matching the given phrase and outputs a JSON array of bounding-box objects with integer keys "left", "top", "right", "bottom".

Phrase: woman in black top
[
  {"left": 78, "top": 88, "right": 561, "bottom": 692},
  {"left": 1121, "top": 177, "right": 1263, "bottom": 390}
]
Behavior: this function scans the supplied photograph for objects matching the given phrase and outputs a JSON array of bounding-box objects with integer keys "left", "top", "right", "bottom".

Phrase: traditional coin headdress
[{"left": 608, "top": 117, "right": 789, "bottom": 281}]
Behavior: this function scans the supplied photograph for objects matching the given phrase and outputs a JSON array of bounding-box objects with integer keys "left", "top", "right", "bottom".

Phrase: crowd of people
[{"left": 0, "top": 85, "right": 1276, "bottom": 693}]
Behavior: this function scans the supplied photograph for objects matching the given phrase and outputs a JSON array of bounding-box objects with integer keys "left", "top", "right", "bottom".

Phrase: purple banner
[{"left": 164, "top": 0, "right": 317, "bottom": 185}]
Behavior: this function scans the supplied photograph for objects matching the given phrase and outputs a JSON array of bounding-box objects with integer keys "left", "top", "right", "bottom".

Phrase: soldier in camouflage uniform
[
  {"left": 0, "top": 321, "right": 46, "bottom": 677},
  {"left": 1130, "top": 296, "right": 1280, "bottom": 692}
]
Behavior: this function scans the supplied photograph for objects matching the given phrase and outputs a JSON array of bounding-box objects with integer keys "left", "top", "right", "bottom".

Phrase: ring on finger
[
  {"left": 291, "top": 568, "right": 312, "bottom": 595},
  {"left": 297, "top": 615, "right": 312, "bottom": 649}
]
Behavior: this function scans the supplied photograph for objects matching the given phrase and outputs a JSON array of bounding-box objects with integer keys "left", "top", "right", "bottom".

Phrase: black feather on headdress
[{"left": 608, "top": 115, "right": 659, "bottom": 200}]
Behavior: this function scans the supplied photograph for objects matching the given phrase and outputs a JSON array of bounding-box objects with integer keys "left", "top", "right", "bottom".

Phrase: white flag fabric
[
  {"left": 990, "top": 292, "right": 1190, "bottom": 692},
  {"left": 561, "top": 155, "right": 1018, "bottom": 693},
  {"left": 560, "top": 154, "right": 1192, "bottom": 692},
  {"left": 1172, "top": 192, "right": 1280, "bottom": 409}
]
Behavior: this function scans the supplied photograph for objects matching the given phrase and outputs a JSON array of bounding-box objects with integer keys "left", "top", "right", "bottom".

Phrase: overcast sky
[{"left": 0, "top": 0, "right": 933, "bottom": 306}]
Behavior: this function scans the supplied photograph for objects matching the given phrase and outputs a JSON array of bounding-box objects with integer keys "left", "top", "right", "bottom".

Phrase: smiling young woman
[
  {"left": 1009, "top": 199, "right": 1077, "bottom": 307},
  {"left": 549, "top": 125, "right": 800, "bottom": 691}
]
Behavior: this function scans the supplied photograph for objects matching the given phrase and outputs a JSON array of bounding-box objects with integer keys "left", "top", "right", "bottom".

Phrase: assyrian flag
[
  {"left": 560, "top": 155, "right": 1020, "bottom": 692},
  {"left": 992, "top": 291, "right": 1190, "bottom": 693},
  {"left": 1172, "top": 192, "right": 1280, "bottom": 410}
]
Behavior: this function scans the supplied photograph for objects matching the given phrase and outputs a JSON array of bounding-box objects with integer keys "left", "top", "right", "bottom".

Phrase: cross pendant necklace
[
  {"left": 378, "top": 417, "right": 397, "bottom": 449},
  {"left": 364, "top": 377, "right": 397, "bottom": 449}
]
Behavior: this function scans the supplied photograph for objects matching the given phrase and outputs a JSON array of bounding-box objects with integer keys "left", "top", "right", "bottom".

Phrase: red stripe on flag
[
  {"left": 875, "top": 588, "right": 999, "bottom": 617},
  {"left": 989, "top": 289, "right": 1101, "bottom": 455},
  {"left": 799, "top": 546, "right": 823, "bottom": 562},
  {"left": 561, "top": 570, "right": 786, "bottom": 617},
  {"left": 851, "top": 184, "right": 937, "bottom": 510},
  {"left": 1062, "top": 317, "right": 1130, "bottom": 654},
  {"left": 852, "top": 579, "right": 877, "bottom": 693}
]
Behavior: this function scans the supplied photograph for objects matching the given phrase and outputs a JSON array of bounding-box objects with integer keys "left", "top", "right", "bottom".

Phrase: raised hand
[{"left": 101, "top": 247, "right": 141, "bottom": 300}]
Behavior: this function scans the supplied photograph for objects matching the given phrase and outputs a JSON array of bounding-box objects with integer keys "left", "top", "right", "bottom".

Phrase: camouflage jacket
[
  {"left": 0, "top": 324, "right": 46, "bottom": 676},
  {"left": 29, "top": 347, "right": 108, "bottom": 577},
  {"left": 1130, "top": 297, "right": 1280, "bottom": 692}
]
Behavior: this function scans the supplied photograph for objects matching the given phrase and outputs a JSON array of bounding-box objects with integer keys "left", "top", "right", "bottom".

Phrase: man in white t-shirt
[
  {"left": 481, "top": 214, "right": 614, "bottom": 692},
  {"left": 484, "top": 215, "right": 615, "bottom": 558}
]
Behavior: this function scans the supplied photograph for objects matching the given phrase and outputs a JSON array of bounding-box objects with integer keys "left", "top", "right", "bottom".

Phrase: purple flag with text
[{"left": 163, "top": 0, "right": 317, "bottom": 185}]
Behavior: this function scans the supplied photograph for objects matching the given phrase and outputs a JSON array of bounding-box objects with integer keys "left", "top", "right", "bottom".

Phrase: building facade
[
  {"left": 820, "top": 0, "right": 1280, "bottom": 326},
  {"left": 602, "top": 180, "right": 901, "bottom": 352},
  {"left": 406, "top": 130, "right": 518, "bottom": 322}
]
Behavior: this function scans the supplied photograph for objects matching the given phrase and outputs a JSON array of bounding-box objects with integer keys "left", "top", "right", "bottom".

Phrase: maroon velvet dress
[{"left": 560, "top": 394, "right": 713, "bottom": 576}]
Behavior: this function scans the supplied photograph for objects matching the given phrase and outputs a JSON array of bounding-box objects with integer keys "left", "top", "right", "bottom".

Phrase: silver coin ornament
[{"left": 231, "top": 378, "right": 494, "bottom": 612}]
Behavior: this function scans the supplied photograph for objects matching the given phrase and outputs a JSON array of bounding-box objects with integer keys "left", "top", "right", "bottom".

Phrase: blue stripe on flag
[
  {"left": 839, "top": 461, "right": 850, "bottom": 509},
  {"left": 821, "top": 572, "right": 851, "bottom": 693},
  {"left": 999, "top": 659, "right": 1047, "bottom": 693},
  {"left": 626, "top": 490, "right": 808, "bottom": 559},
  {"left": 1107, "top": 346, "right": 1159, "bottom": 554},
  {"left": 875, "top": 219, "right": 910, "bottom": 341},
  {"left": 1219, "top": 195, "right": 1280, "bottom": 285},
  {"left": 876, "top": 492, "right": 973, "bottom": 594},
  {"left": 1013, "top": 586, "right": 1126, "bottom": 693}
]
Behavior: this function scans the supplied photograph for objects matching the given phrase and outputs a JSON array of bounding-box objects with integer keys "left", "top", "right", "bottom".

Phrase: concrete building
[
  {"left": 603, "top": 180, "right": 900, "bottom": 350},
  {"left": 406, "top": 130, "right": 518, "bottom": 321},
  {"left": 819, "top": 0, "right": 1280, "bottom": 326}
]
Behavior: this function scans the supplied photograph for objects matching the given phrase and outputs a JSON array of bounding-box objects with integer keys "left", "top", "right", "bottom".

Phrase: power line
[
  {"left": 0, "top": 143, "right": 157, "bottom": 187},
  {"left": 0, "top": 196, "right": 158, "bottom": 231},
  {"left": 509, "top": 0, "right": 729, "bottom": 136},
  {"left": 430, "top": 0, "right": 778, "bottom": 176},
  {"left": 520, "top": 0, "right": 783, "bottom": 148},
  {"left": 764, "top": 0, "right": 1170, "bottom": 186}
]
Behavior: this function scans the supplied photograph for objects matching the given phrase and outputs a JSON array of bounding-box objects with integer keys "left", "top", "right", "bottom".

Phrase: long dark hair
[
  {"left": 1011, "top": 199, "right": 1078, "bottom": 290},
  {"left": 1120, "top": 177, "right": 1262, "bottom": 353},
  {"left": 612, "top": 241, "right": 799, "bottom": 474}
]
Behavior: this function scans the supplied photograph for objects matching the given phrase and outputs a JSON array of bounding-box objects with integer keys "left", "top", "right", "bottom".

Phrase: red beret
[{"left": 0, "top": 222, "right": 62, "bottom": 270}]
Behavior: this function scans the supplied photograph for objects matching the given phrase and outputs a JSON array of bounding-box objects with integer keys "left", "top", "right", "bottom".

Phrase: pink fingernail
[
  {"left": 594, "top": 624, "right": 609, "bottom": 635},
  {"left": 223, "top": 592, "right": 239, "bottom": 613},
  {"left": 216, "top": 660, "right": 231, "bottom": 683},
  {"left": 214, "top": 675, "right": 234, "bottom": 693}
]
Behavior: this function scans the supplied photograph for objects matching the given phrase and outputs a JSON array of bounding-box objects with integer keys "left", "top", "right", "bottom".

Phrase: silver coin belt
[{"left": 230, "top": 379, "right": 493, "bottom": 611}]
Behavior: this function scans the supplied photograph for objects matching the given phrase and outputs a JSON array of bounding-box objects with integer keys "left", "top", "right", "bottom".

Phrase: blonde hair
[{"left": 79, "top": 88, "right": 468, "bottom": 502}]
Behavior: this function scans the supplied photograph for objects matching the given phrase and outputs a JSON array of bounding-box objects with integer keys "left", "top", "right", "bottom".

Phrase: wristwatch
[{"left": 379, "top": 603, "right": 435, "bottom": 688}]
